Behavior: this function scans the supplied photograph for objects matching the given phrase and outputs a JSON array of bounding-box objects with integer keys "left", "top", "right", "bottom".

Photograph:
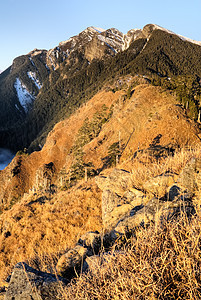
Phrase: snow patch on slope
[
  {"left": 97, "top": 35, "right": 117, "bottom": 53},
  {"left": 29, "top": 57, "right": 35, "bottom": 67},
  {"left": 14, "top": 78, "right": 35, "bottom": 113},
  {"left": 97, "top": 28, "right": 124, "bottom": 53},
  {"left": 27, "top": 71, "right": 42, "bottom": 89},
  {"left": 89, "top": 26, "right": 105, "bottom": 33}
]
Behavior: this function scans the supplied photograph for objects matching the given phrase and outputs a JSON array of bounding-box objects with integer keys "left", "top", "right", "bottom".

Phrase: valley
[{"left": 0, "top": 149, "right": 14, "bottom": 171}]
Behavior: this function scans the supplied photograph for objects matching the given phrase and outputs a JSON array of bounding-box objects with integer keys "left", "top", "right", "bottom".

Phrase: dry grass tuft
[
  {"left": 130, "top": 146, "right": 201, "bottom": 190},
  {"left": 64, "top": 213, "right": 201, "bottom": 299}
]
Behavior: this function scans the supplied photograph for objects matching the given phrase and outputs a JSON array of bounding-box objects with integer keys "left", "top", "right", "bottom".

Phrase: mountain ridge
[
  {"left": 0, "top": 24, "right": 201, "bottom": 297},
  {"left": 0, "top": 80, "right": 201, "bottom": 291},
  {"left": 0, "top": 23, "right": 201, "bottom": 153}
]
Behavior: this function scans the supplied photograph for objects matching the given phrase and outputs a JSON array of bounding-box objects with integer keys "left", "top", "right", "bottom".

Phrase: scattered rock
[
  {"left": 78, "top": 231, "right": 101, "bottom": 253},
  {"left": 85, "top": 255, "right": 101, "bottom": 273},
  {"left": 6, "top": 157, "right": 201, "bottom": 299},
  {"left": 114, "top": 197, "right": 195, "bottom": 235},
  {"left": 97, "top": 159, "right": 200, "bottom": 236},
  {"left": 5, "top": 262, "right": 67, "bottom": 300},
  {"left": 143, "top": 173, "right": 176, "bottom": 197},
  {"left": 101, "top": 189, "right": 124, "bottom": 220},
  {"left": 176, "top": 157, "right": 201, "bottom": 194},
  {"left": 167, "top": 184, "right": 192, "bottom": 202},
  {"left": 85, "top": 250, "right": 128, "bottom": 276},
  {"left": 56, "top": 245, "right": 88, "bottom": 278}
]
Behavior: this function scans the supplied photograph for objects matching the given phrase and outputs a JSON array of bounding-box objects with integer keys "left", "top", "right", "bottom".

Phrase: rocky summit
[{"left": 0, "top": 24, "right": 201, "bottom": 299}]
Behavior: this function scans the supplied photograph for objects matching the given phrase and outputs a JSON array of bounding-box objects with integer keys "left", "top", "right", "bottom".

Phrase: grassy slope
[{"left": 0, "top": 82, "right": 201, "bottom": 290}]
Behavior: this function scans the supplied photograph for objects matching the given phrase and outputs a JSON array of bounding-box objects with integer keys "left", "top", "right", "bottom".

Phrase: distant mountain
[{"left": 0, "top": 24, "right": 201, "bottom": 152}]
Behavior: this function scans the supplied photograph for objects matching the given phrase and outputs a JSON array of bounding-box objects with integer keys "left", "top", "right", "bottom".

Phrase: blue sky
[{"left": 0, "top": 0, "right": 201, "bottom": 71}]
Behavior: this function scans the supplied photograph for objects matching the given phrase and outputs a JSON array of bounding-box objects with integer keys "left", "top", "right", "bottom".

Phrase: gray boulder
[
  {"left": 56, "top": 231, "right": 102, "bottom": 278},
  {"left": 5, "top": 262, "right": 67, "bottom": 300},
  {"left": 96, "top": 169, "right": 146, "bottom": 230},
  {"left": 85, "top": 255, "right": 101, "bottom": 274},
  {"left": 56, "top": 245, "right": 88, "bottom": 278},
  {"left": 176, "top": 157, "right": 201, "bottom": 195},
  {"left": 143, "top": 173, "right": 176, "bottom": 197},
  {"left": 114, "top": 197, "right": 195, "bottom": 235},
  {"left": 96, "top": 159, "right": 199, "bottom": 238},
  {"left": 78, "top": 231, "right": 101, "bottom": 253}
]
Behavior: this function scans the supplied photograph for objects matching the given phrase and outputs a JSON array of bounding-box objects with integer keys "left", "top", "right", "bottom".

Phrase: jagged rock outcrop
[
  {"left": 96, "top": 168, "right": 146, "bottom": 231},
  {"left": 114, "top": 197, "right": 195, "bottom": 236},
  {"left": 4, "top": 262, "right": 67, "bottom": 300},
  {"left": 96, "top": 158, "right": 200, "bottom": 236},
  {"left": 142, "top": 173, "right": 176, "bottom": 197},
  {"left": 4, "top": 157, "right": 201, "bottom": 296},
  {"left": 85, "top": 35, "right": 114, "bottom": 61}
]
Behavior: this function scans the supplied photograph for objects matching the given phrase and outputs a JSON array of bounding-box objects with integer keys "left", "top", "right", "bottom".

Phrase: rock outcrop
[
  {"left": 96, "top": 158, "right": 201, "bottom": 237},
  {"left": 96, "top": 169, "right": 145, "bottom": 230},
  {"left": 4, "top": 262, "right": 67, "bottom": 300},
  {"left": 55, "top": 157, "right": 201, "bottom": 279},
  {"left": 4, "top": 157, "right": 201, "bottom": 296}
]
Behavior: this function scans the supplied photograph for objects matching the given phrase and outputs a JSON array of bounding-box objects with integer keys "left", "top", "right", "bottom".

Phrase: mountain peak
[{"left": 143, "top": 23, "right": 201, "bottom": 46}]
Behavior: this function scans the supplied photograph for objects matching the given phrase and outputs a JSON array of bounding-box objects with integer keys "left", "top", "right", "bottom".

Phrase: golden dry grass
[
  {"left": 58, "top": 146, "right": 201, "bottom": 299},
  {"left": 129, "top": 146, "right": 201, "bottom": 190},
  {"left": 1, "top": 146, "right": 201, "bottom": 299},
  {"left": 63, "top": 213, "right": 201, "bottom": 299},
  {"left": 0, "top": 179, "right": 102, "bottom": 283}
]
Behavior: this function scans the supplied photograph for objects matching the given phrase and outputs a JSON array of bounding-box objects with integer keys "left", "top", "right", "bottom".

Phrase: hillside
[
  {"left": 0, "top": 81, "right": 200, "bottom": 208},
  {"left": 1, "top": 24, "right": 201, "bottom": 299},
  {"left": 0, "top": 79, "right": 201, "bottom": 293},
  {"left": 0, "top": 24, "right": 201, "bottom": 152}
]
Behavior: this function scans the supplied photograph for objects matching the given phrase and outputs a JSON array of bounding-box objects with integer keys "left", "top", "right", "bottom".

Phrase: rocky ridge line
[{"left": 3, "top": 156, "right": 201, "bottom": 299}]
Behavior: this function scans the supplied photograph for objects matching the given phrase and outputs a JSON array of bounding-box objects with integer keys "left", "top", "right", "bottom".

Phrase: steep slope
[
  {"left": 0, "top": 26, "right": 130, "bottom": 151},
  {"left": 1, "top": 24, "right": 201, "bottom": 297},
  {"left": 0, "top": 23, "right": 201, "bottom": 154},
  {"left": 25, "top": 25, "right": 201, "bottom": 152},
  {"left": 0, "top": 50, "right": 49, "bottom": 150},
  {"left": 0, "top": 76, "right": 201, "bottom": 287},
  {"left": 1, "top": 79, "right": 201, "bottom": 208},
  {"left": 0, "top": 50, "right": 48, "bottom": 121},
  {"left": 0, "top": 81, "right": 201, "bottom": 279}
]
